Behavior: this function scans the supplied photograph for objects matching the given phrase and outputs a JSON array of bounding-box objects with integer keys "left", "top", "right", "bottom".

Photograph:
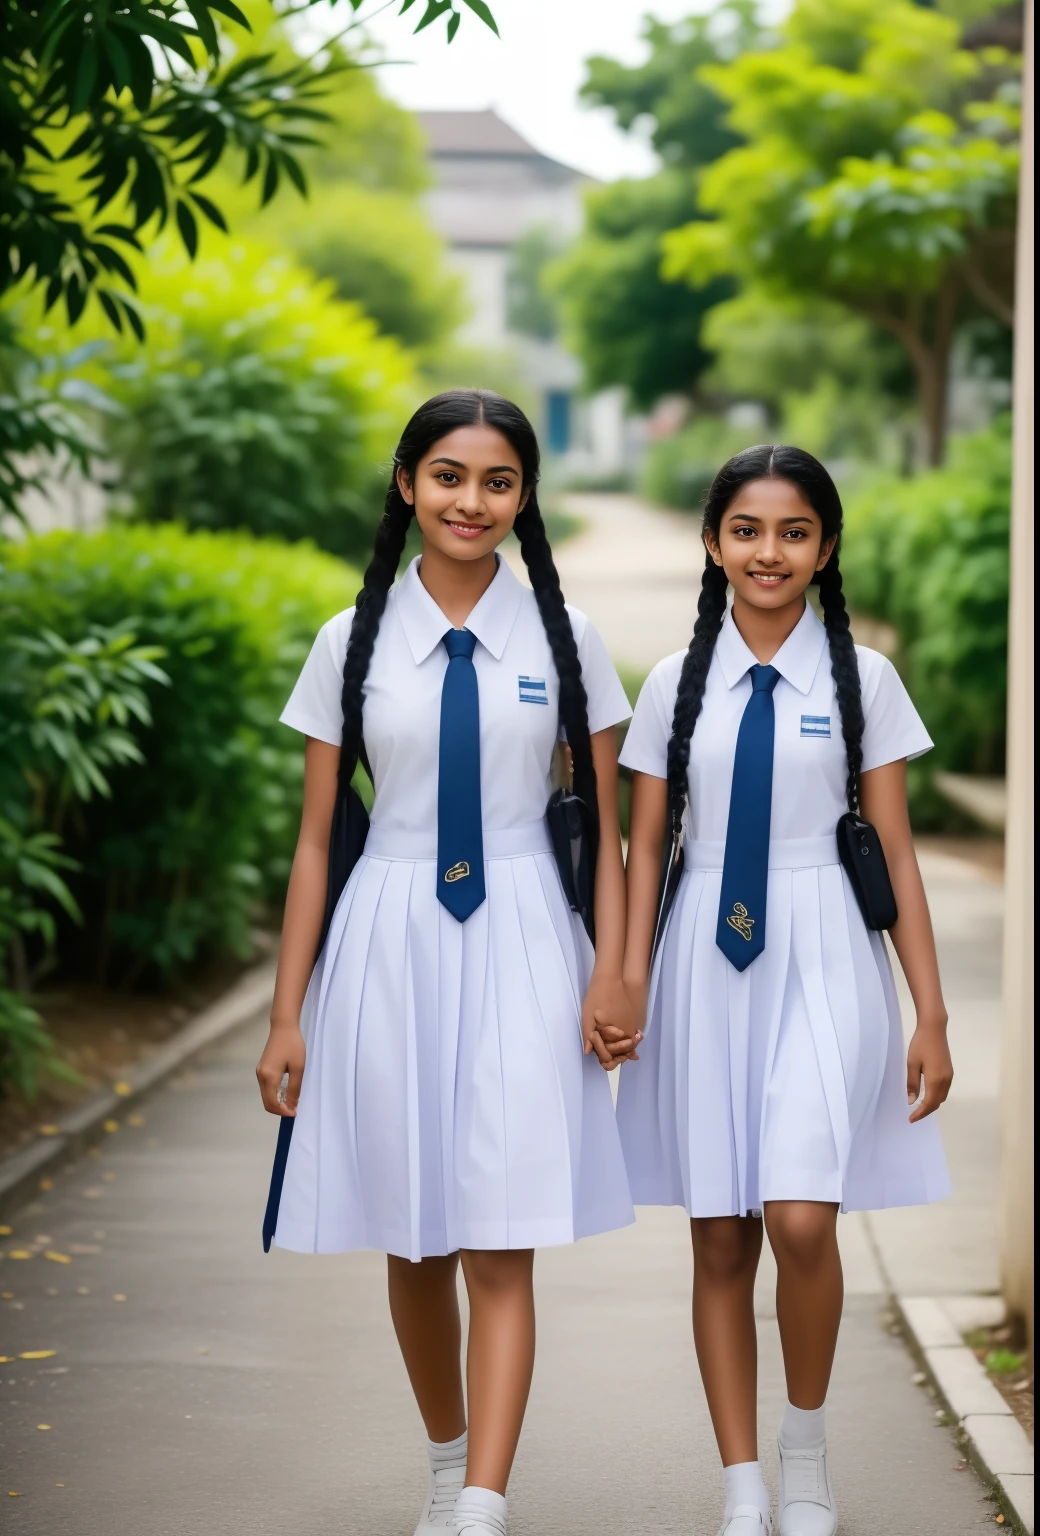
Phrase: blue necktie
[
  {"left": 716, "top": 664, "right": 780, "bottom": 971},
  {"left": 437, "top": 629, "right": 486, "bottom": 921}
]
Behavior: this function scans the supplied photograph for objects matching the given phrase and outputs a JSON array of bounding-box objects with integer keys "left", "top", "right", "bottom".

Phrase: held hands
[
  {"left": 906, "top": 1019, "right": 953, "bottom": 1122},
  {"left": 256, "top": 1021, "right": 306, "bottom": 1117},
  {"left": 581, "top": 972, "right": 644, "bottom": 1072}
]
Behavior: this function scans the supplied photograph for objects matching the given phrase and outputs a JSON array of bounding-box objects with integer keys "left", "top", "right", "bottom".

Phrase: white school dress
[
  {"left": 274, "top": 555, "right": 636, "bottom": 1258},
  {"left": 617, "top": 602, "right": 951, "bottom": 1216}
]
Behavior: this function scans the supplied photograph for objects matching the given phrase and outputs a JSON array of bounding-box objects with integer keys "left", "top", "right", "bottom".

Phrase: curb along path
[{"left": 0, "top": 957, "right": 278, "bottom": 1221}]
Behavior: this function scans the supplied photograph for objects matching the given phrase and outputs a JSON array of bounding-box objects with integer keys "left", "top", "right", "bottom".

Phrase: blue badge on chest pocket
[
  {"left": 800, "top": 714, "right": 831, "bottom": 738},
  {"left": 519, "top": 675, "right": 548, "bottom": 705}
]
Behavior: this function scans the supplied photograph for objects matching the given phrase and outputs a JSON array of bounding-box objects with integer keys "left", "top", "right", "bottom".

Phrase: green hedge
[
  {"left": 0, "top": 526, "right": 360, "bottom": 984},
  {"left": 640, "top": 416, "right": 766, "bottom": 510},
  {"left": 841, "top": 418, "right": 1011, "bottom": 816}
]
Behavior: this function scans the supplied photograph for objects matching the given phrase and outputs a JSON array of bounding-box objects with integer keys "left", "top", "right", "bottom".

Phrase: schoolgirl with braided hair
[
  {"left": 256, "top": 390, "right": 637, "bottom": 1536},
  {"left": 611, "top": 445, "right": 953, "bottom": 1536}
]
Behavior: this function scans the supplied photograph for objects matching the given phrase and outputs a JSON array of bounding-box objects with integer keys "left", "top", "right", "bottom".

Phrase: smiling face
[
  {"left": 704, "top": 476, "right": 837, "bottom": 613},
  {"left": 397, "top": 422, "right": 529, "bottom": 564}
]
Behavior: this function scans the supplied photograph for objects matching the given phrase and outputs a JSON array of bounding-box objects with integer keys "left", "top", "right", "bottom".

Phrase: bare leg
[
  {"left": 387, "top": 1252, "right": 467, "bottom": 1442},
  {"left": 763, "top": 1201, "right": 842, "bottom": 1409},
  {"left": 690, "top": 1215, "right": 764, "bottom": 1465},
  {"left": 460, "top": 1248, "right": 536, "bottom": 1495}
]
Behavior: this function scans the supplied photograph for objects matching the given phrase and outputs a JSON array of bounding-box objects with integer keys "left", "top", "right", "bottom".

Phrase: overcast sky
[{"left": 304, "top": 0, "right": 719, "bottom": 181}]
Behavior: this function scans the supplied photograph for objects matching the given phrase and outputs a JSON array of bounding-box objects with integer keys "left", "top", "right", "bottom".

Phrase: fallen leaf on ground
[
  {"left": 68, "top": 1244, "right": 100, "bottom": 1256},
  {"left": 127, "top": 1114, "right": 145, "bottom": 1128},
  {"left": 8, "top": 1491, "right": 20, "bottom": 1496},
  {"left": 44, "top": 1252, "right": 71, "bottom": 1265},
  {"left": 36, "top": 1425, "right": 51, "bottom": 1431},
  {"left": 81, "top": 1188, "right": 103, "bottom": 1199},
  {"left": 38, "top": 1125, "right": 60, "bottom": 1137},
  {"left": 113, "top": 1082, "right": 132, "bottom": 1096},
  {"left": 112, "top": 1293, "right": 127, "bottom": 1302},
  {"left": 0, "top": 1226, "right": 11, "bottom": 1236},
  {"left": 19, "top": 1350, "right": 57, "bottom": 1360},
  {"left": 102, "top": 1120, "right": 119, "bottom": 1134},
  {"left": 38, "top": 1178, "right": 54, "bottom": 1191},
  {"left": 76, "top": 1287, "right": 90, "bottom": 1296},
  {"left": 0, "top": 1356, "right": 10, "bottom": 1363},
  {"left": 7, "top": 1251, "right": 32, "bottom": 1260},
  {"left": 1, "top": 1292, "right": 12, "bottom": 1299}
]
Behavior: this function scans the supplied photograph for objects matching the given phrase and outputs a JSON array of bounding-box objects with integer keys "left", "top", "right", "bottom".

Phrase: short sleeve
[
  {"left": 618, "top": 656, "right": 680, "bottom": 779},
  {"left": 279, "top": 608, "right": 355, "bottom": 745},
  {"left": 570, "top": 609, "right": 632, "bottom": 734},
  {"left": 858, "top": 650, "right": 933, "bottom": 773}
]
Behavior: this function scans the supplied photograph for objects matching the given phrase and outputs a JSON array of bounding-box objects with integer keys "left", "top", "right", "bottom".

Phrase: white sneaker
[
  {"left": 414, "top": 1463, "right": 466, "bottom": 1533},
  {"left": 450, "top": 1519, "right": 504, "bottom": 1536},
  {"left": 718, "top": 1506, "right": 773, "bottom": 1536},
  {"left": 776, "top": 1439, "right": 837, "bottom": 1536}
]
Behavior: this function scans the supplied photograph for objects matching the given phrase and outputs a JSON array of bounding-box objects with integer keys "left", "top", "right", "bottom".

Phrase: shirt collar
[
  {"left": 715, "top": 599, "right": 827, "bottom": 696},
  {"left": 394, "top": 554, "right": 524, "bottom": 664}
]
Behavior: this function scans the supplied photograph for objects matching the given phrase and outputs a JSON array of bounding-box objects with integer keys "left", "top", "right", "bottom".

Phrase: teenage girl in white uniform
[
  {"left": 255, "top": 390, "right": 635, "bottom": 1536},
  {"left": 610, "top": 446, "right": 953, "bottom": 1536}
]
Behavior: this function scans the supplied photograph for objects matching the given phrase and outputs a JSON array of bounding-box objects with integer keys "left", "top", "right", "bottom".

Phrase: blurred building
[{"left": 417, "top": 109, "right": 632, "bottom": 477}]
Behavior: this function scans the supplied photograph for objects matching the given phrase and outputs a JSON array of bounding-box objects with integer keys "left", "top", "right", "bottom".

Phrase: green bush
[
  {"left": 19, "top": 239, "right": 417, "bottom": 560},
  {"left": 0, "top": 526, "right": 360, "bottom": 984},
  {"left": 640, "top": 415, "right": 767, "bottom": 510},
  {"left": 841, "top": 417, "right": 1011, "bottom": 790}
]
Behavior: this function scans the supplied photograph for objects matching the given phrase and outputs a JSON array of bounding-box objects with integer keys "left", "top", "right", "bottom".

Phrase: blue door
[{"left": 546, "top": 390, "right": 571, "bottom": 454}]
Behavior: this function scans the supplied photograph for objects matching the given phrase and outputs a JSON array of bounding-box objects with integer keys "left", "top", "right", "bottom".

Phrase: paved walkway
[{"left": 1, "top": 493, "right": 1004, "bottom": 1532}]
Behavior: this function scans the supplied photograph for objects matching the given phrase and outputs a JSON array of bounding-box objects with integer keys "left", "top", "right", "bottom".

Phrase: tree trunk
[{"left": 862, "top": 275, "right": 961, "bottom": 466}]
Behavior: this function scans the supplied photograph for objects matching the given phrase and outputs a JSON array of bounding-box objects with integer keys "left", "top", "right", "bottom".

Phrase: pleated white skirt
[
  {"left": 274, "top": 821, "right": 635, "bottom": 1259},
  {"left": 616, "top": 837, "right": 951, "bottom": 1216}
]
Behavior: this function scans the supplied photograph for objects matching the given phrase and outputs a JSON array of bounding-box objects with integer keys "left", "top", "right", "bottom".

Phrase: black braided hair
[
  {"left": 338, "top": 390, "right": 597, "bottom": 826},
  {"left": 665, "top": 443, "right": 865, "bottom": 838}
]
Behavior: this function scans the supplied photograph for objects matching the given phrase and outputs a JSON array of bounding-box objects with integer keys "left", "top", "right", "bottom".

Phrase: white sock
[
  {"left": 427, "top": 1428, "right": 468, "bottom": 1470},
  {"left": 780, "top": 1400, "right": 826, "bottom": 1449},
  {"left": 453, "top": 1485, "right": 507, "bottom": 1534},
  {"left": 723, "top": 1461, "right": 770, "bottom": 1520}
]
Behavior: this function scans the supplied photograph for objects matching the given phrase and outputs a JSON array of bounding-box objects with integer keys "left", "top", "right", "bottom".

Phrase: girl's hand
[
  {"left": 582, "top": 972, "right": 642, "bottom": 1071},
  {"left": 256, "top": 1023, "right": 306, "bottom": 1116},
  {"left": 906, "top": 1023, "right": 953, "bottom": 1122}
]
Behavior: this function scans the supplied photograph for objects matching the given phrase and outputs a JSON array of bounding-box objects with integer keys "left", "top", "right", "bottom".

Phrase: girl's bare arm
[
  {"left": 581, "top": 727, "right": 640, "bottom": 1068},
  {"left": 860, "top": 759, "right": 953, "bottom": 1121},
  {"left": 622, "top": 770, "right": 669, "bottom": 1022},
  {"left": 256, "top": 738, "right": 339, "bottom": 1115}
]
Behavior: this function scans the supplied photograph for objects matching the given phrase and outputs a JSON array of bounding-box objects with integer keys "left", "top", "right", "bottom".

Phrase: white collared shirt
[
  {"left": 620, "top": 601, "right": 932, "bottom": 842},
  {"left": 281, "top": 556, "right": 632, "bottom": 835}
]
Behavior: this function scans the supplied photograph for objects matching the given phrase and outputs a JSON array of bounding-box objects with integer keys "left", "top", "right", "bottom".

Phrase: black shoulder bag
[
  {"left": 836, "top": 811, "right": 897, "bottom": 929},
  {"left": 835, "top": 652, "right": 898, "bottom": 931},
  {"left": 262, "top": 747, "right": 371, "bottom": 1252},
  {"left": 547, "top": 784, "right": 597, "bottom": 947}
]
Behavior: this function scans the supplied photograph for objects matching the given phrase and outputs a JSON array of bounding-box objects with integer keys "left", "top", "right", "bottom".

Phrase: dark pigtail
[
  {"left": 514, "top": 490, "right": 598, "bottom": 831},
  {"left": 816, "top": 555, "right": 864, "bottom": 811},
  {"left": 666, "top": 557, "right": 729, "bottom": 837},
  {"left": 338, "top": 482, "right": 413, "bottom": 781}
]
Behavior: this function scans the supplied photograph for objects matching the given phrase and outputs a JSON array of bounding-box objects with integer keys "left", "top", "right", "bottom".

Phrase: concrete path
[
  {"left": 1, "top": 491, "right": 1005, "bottom": 1533},
  {"left": 0, "top": 1008, "right": 996, "bottom": 1534}
]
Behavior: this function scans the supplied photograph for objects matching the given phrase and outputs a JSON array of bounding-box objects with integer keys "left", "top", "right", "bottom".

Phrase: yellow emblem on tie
[
  {"left": 444, "top": 861, "right": 470, "bottom": 883},
  {"left": 726, "top": 902, "right": 755, "bottom": 941}
]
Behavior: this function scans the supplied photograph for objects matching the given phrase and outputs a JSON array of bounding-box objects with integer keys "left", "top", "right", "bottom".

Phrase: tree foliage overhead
[
  {"left": 662, "top": 0, "right": 1021, "bottom": 462},
  {"left": 552, "top": 2, "right": 762, "bottom": 408},
  {"left": 0, "top": 0, "right": 497, "bottom": 335}
]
